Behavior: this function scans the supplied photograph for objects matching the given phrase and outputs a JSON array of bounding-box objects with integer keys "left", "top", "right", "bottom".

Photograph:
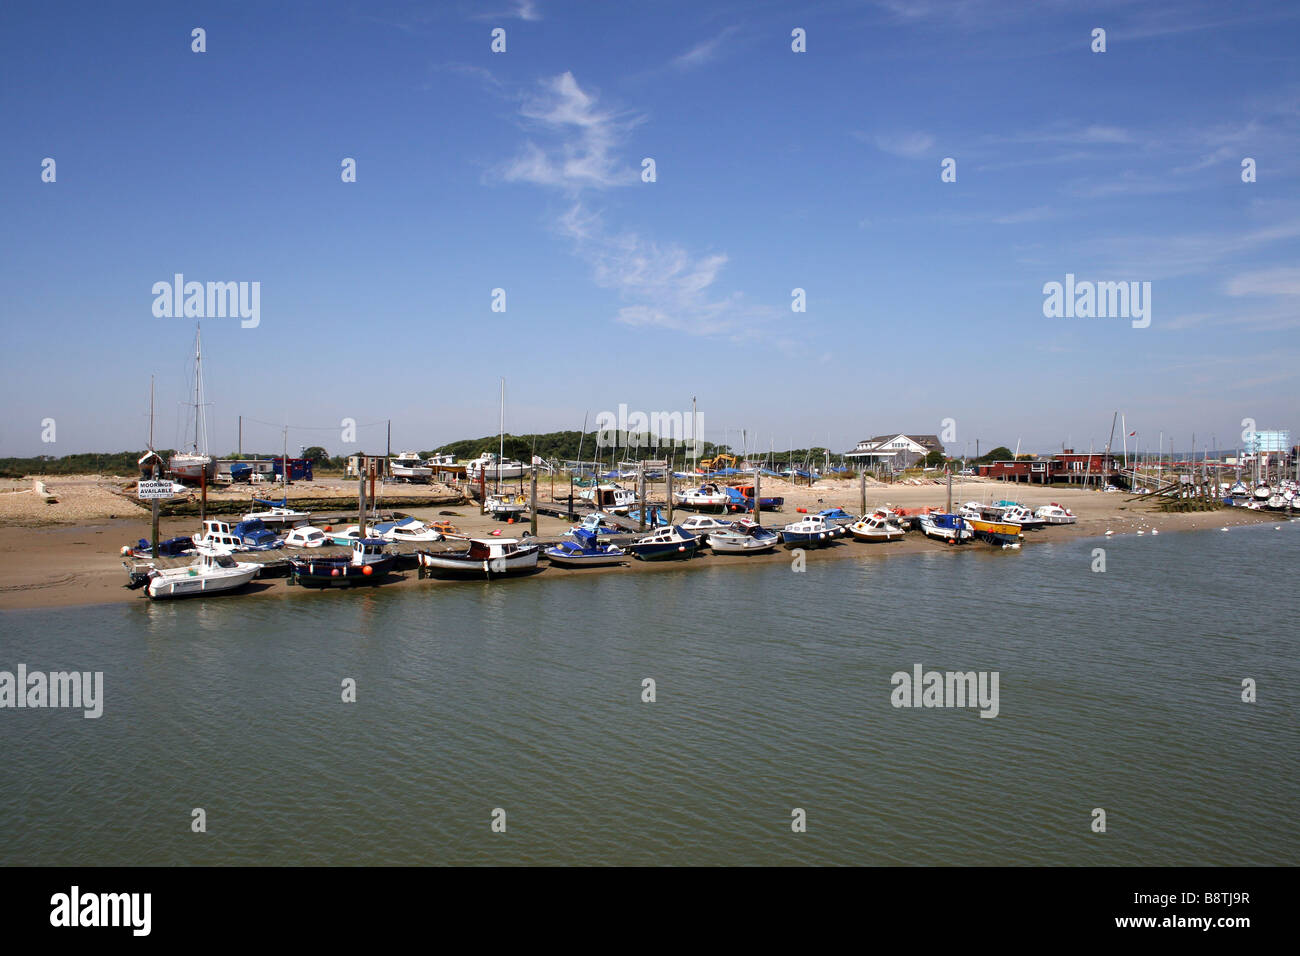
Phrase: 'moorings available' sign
[{"left": 136, "top": 480, "right": 176, "bottom": 500}]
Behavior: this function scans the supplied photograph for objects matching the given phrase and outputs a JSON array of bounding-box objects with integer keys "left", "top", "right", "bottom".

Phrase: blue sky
[{"left": 2, "top": 0, "right": 1298, "bottom": 459}]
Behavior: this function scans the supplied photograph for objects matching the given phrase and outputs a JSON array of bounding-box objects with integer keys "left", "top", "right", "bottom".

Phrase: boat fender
[{"left": 362, "top": 565, "right": 373, "bottom": 575}]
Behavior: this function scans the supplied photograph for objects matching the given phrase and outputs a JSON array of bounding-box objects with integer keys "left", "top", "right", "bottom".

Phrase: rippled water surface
[{"left": 2, "top": 524, "right": 1297, "bottom": 865}]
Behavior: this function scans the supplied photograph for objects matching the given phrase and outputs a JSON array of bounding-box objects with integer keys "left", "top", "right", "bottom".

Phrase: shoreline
[{"left": 0, "top": 477, "right": 1284, "bottom": 612}]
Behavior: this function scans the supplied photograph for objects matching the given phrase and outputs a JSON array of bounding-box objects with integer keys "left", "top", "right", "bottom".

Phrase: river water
[{"left": 1, "top": 523, "right": 1296, "bottom": 865}]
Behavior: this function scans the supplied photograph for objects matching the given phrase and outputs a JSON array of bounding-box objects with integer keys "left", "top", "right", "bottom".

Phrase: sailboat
[
  {"left": 482, "top": 378, "right": 530, "bottom": 519},
  {"left": 169, "top": 325, "right": 217, "bottom": 482}
]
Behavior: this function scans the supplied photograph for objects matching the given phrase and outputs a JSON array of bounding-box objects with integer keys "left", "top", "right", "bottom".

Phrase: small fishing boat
[
  {"left": 997, "top": 502, "right": 1047, "bottom": 531},
  {"left": 242, "top": 499, "right": 311, "bottom": 526},
  {"left": 416, "top": 537, "right": 541, "bottom": 578},
  {"left": 780, "top": 514, "right": 836, "bottom": 547},
  {"left": 127, "top": 549, "right": 260, "bottom": 599},
  {"left": 678, "top": 514, "right": 736, "bottom": 542},
  {"left": 706, "top": 519, "right": 780, "bottom": 554},
  {"left": 627, "top": 525, "right": 700, "bottom": 560},
  {"left": 1228, "top": 481, "right": 1249, "bottom": 498},
  {"left": 544, "top": 529, "right": 628, "bottom": 567},
  {"left": 389, "top": 451, "right": 433, "bottom": 483},
  {"left": 847, "top": 511, "right": 905, "bottom": 542},
  {"left": 283, "top": 526, "right": 330, "bottom": 548},
  {"left": 966, "top": 517, "right": 1023, "bottom": 548},
  {"left": 673, "top": 483, "right": 730, "bottom": 511},
  {"left": 290, "top": 538, "right": 398, "bottom": 588},
  {"left": 374, "top": 517, "right": 444, "bottom": 543},
  {"left": 192, "top": 519, "right": 246, "bottom": 552},
  {"left": 485, "top": 492, "right": 529, "bottom": 520},
  {"left": 1033, "top": 503, "right": 1076, "bottom": 525},
  {"left": 579, "top": 483, "right": 638, "bottom": 514},
  {"left": 918, "top": 512, "right": 974, "bottom": 544}
]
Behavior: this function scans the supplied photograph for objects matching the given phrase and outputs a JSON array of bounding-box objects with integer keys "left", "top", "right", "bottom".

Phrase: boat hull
[
  {"left": 629, "top": 540, "right": 699, "bottom": 560},
  {"left": 417, "top": 547, "right": 540, "bottom": 578},
  {"left": 290, "top": 555, "right": 398, "bottom": 588},
  {"left": 147, "top": 564, "right": 259, "bottom": 599}
]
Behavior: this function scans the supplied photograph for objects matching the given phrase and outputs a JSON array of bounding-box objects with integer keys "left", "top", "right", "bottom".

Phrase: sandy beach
[{"left": 0, "top": 473, "right": 1280, "bottom": 612}]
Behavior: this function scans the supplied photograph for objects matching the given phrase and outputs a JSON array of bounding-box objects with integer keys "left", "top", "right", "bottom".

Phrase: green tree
[{"left": 977, "top": 446, "right": 1014, "bottom": 463}]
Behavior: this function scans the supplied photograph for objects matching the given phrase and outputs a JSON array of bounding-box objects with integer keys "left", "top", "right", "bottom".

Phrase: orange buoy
[
  {"left": 324, "top": 525, "right": 332, "bottom": 532},
  {"left": 362, "top": 565, "right": 373, "bottom": 575}
]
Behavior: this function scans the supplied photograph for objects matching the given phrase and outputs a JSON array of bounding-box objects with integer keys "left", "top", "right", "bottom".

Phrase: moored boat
[
  {"left": 706, "top": 519, "right": 780, "bottom": 554},
  {"left": 966, "top": 517, "right": 1023, "bottom": 548},
  {"left": 780, "top": 514, "right": 836, "bottom": 547},
  {"left": 242, "top": 499, "right": 311, "bottom": 526},
  {"left": 673, "top": 483, "right": 730, "bottom": 511},
  {"left": 290, "top": 538, "right": 398, "bottom": 588},
  {"left": 627, "top": 525, "right": 700, "bottom": 560},
  {"left": 1033, "top": 503, "right": 1076, "bottom": 525},
  {"left": 417, "top": 537, "right": 541, "bottom": 578},
  {"left": 918, "top": 511, "right": 974, "bottom": 544},
  {"left": 127, "top": 549, "right": 260, "bottom": 599},
  {"left": 485, "top": 492, "right": 529, "bottom": 520},
  {"left": 544, "top": 529, "right": 628, "bottom": 567},
  {"left": 389, "top": 451, "right": 433, "bottom": 483},
  {"left": 847, "top": 511, "right": 905, "bottom": 542},
  {"left": 677, "top": 514, "right": 736, "bottom": 542}
]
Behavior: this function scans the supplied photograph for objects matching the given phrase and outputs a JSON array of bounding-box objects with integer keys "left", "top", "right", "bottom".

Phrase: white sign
[
  {"left": 137, "top": 480, "right": 177, "bottom": 500},
  {"left": 641, "top": 460, "right": 668, "bottom": 469}
]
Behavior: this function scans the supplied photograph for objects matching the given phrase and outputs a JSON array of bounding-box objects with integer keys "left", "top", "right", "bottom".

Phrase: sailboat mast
[
  {"left": 498, "top": 377, "right": 505, "bottom": 495},
  {"left": 194, "top": 326, "right": 202, "bottom": 453}
]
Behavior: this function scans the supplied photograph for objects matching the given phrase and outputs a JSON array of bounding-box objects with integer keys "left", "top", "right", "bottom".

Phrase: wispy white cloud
[
  {"left": 1225, "top": 266, "right": 1300, "bottom": 297},
  {"left": 499, "top": 74, "right": 773, "bottom": 339},
  {"left": 558, "top": 204, "right": 773, "bottom": 336},
  {"left": 472, "top": 0, "right": 543, "bottom": 22},
  {"left": 499, "top": 72, "right": 639, "bottom": 192},
  {"left": 864, "top": 130, "right": 936, "bottom": 158},
  {"left": 670, "top": 27, "right": 737, "bottom": 70}
]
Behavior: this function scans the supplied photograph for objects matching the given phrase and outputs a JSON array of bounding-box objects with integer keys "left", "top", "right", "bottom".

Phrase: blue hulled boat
[
  {"left": 289, "top": 538, "right": 398, "bottom": 588},
  {"left": 545, "top": 529, "right": 628, "bottom": 567},
  {"left": 627, "top": 525, "right": 700, "bottom": 561}
]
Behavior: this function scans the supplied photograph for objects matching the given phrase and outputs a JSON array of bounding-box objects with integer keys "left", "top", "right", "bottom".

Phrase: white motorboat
[
  {"left": 130, "top": 550, "right": 260, "bottom": 600},
  {"left": 847, "top": 511, "right": 905, "bottom": 542},
  {"left": 673, "top": 482, "right": 730, "bottom": 511},
  {"left": 467, "top": 452, "right": 527, "bottom": 482},
  {"left": 390, "top": 451, "right": 433, "bottom": 482},
  {"left": 241, "top": 504, "right": 311, "bottom": 526},
  {"left": 706, "top": 519, "right": 780, "bottom": 554},
  {"left": 677, "top": 514, "right": 736, "bottom": 541},
  {"left": 917, "top": 511, "right": 975, "bottom": 544},
  {"left": 374, "top": 517, "right": 444, "bottom": 543},
  {"left": 780, "top": 515, "right": 836, "bottom": 547},
  {"left": 283, "top": 526, "right": 330, "bottom": 548},
  {"left": 325, "top": 525, "right": 377, "bottom": 546},
  {"left": 1034, "top": 503, "right": 1077, "bottom": 525},
  {"left": 417, "top": 537, "right": 541, "bottom": 578},
  {"left": 192, "top": 519, "right": 245, "bottom": 553}
]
